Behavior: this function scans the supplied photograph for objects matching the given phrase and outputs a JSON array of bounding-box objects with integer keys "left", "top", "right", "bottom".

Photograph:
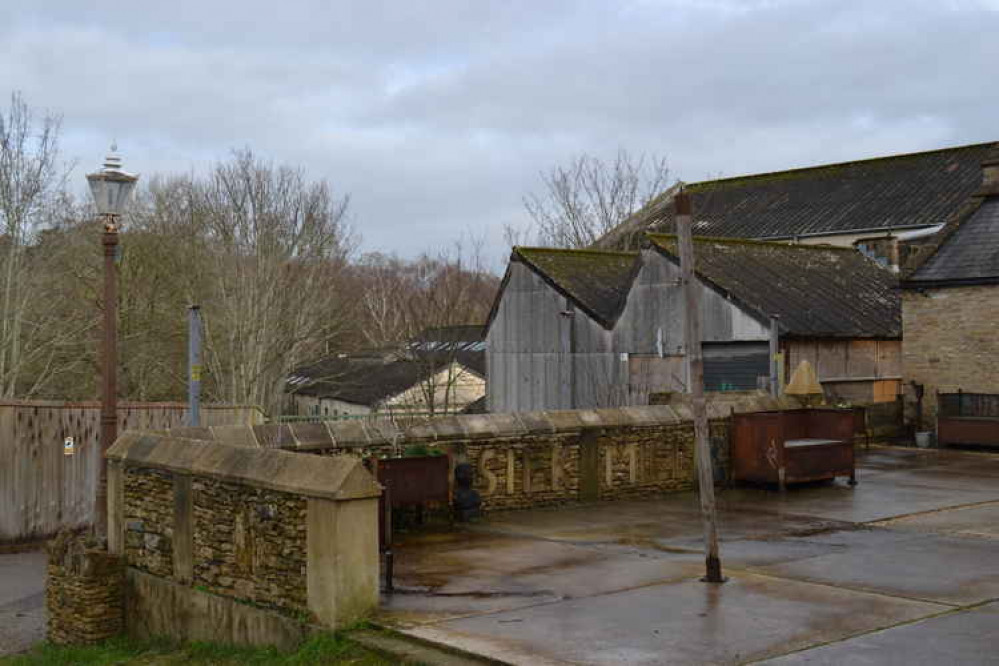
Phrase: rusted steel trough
[
  {"left": 370, "top": 455, "right": 451, "bottom": 592},
  {"left": 731, "top": 408, "right": 859, "bottom": 491}
]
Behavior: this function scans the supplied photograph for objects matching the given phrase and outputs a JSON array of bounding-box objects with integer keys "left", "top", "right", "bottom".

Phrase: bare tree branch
[{"left": 521, "top": 149, "right": 671, "bottom": 248}]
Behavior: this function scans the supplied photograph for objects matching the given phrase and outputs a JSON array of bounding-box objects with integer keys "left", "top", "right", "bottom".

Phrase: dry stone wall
[
  {"left": 107, "top": 434, "right": 381, "bottom": 641},
  {"left": 46, "top": 532, "right": 124, "bottom": 645},
  {"left": 123, "top": 468, "right": 174, "bottom": 578},
  {"left": 180, "top": 395, "right": 790, "bottom": 512},
  {"left": 191, "top": 478, "right": 307, "bottom": 614}
]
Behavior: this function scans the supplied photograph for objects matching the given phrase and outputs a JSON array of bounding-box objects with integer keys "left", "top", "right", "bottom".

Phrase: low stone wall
[
  {"left": 175, "top": 394, "right": 789, "bottom": 511},
  {"left": 46, "top": 532, "right": 124, "bottom": 645},
  {"left": 106, "top": 433, "right": 382, "bottom": 646}
]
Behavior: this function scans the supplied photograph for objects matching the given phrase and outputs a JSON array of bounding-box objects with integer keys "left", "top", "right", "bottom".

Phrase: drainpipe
[
  {"left": 188, "top": 305, "right": 202, "bottom": 427},
  {"left": 769, "top": 316, "right": 781, "bottom": 398}
]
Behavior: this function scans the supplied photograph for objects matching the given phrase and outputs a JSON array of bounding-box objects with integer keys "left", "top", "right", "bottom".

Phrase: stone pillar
[
  {"left": 306, "top": 497, "right": 379, "bottom": 628},
  {"left": 46, "top": 531, "right": 124, "bottom": 645}
]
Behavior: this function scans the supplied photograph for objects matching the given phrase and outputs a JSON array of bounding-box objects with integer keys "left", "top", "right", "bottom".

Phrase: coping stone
[
  {"left": 325, "top": 420, "right": 372, "bottom": 447},
  {"left": 459, "top": 415, "right": 501, "bottom": 440},
  {"left": 593, "top": 407, "right": 634, "bottom": 427},
  {"left": 108, "top": 432, "right": 381, "bottom": 500},
  {"left": 289, "top": 422, "right": 333, "bottom": 448},
  {"left": 401, "top": 422, "right": 438, "bottom": 444},
  {"left": 252, "top": 424, "right": 295, "bottom": 449},
  {"left": 167, "top": 427, "right": 215, "bottom": 441},
  {"left": 428, "top": 417, "right": 469, "bottom": 441},
  {"left": 517, "top": 411, "right": 556, "bottom": 434},
  {"left": 210, "top": 426, "right": 260, "bottom": 448}
]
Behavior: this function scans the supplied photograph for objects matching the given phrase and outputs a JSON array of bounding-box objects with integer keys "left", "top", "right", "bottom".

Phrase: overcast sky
[{"left": 3, "top": 1, "right": 997, "bottom": 268}]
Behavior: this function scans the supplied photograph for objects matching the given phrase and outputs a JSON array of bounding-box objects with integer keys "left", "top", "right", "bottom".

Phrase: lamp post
[{"left": 87, "top": 145, "right": 138, "bottom": 538}]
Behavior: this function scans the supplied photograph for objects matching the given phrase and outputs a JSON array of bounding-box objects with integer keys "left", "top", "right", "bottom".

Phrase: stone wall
[
  {"left": 121, "top": 470, "right": 309, "bottom": 615},
  {"left": 180, "top": 394, "right": 793, "bottom": 512},
  {"left": 107, "top": 434, "right": 381, "bottom": 643},
  {"left": 46, "top": 532, "right": 124, "bottom": 645},
  {"left": 191, "top": 479, "right": 307, "bottom": 614},
  {"left": 902, "top": 286, "right": 999, "bottom": 425},
  {"left": 123, "top": 468, "right": 174, "bottom": 578}
]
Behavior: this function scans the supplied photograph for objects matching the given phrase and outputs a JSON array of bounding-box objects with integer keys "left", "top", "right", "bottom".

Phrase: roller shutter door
[{"left": 703, "top": 342, "right": 769, "bottom": 392}]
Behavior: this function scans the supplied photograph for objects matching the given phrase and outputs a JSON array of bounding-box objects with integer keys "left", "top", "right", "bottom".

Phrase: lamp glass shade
[{"left": 87, "top": 169, "right": 139, "bottom": 217}]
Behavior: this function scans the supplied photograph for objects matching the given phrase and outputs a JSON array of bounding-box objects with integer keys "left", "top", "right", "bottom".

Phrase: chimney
[{"left": 980, "top": 158, "right": 999, "bottom": 196}]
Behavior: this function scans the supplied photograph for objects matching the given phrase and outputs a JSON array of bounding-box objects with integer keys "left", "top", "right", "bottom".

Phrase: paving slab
[
  {"left": 381, "top": 529, "right": 703, "bottom": 625},
  {"left": 406, "top": 572, "right": 945, "bottom": 666},
  {"left": 716, "top": 476, "right": 999, "bottom": 525},
  {"left": 753, "top": 530, "right": 999, "bottom": 605},
  {"left": 871, "top": 500, "right": 999, "bottom": 539},
  {"left": 757, "top": 602, "right": 999, "bottom": 665}
]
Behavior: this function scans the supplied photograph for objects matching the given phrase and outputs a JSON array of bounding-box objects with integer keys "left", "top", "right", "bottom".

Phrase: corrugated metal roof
[
  {"left": 513, "top": 247, "right": 641, "bottom": 328},
  {"left": 647, "top": 234, "right": 901, "bottom": 339},
  {"left": 289, "top": 351, "right": 483, "bottom": 405},
  {"left": 597, "top": 142, "right": 999, "bottom": 249}
]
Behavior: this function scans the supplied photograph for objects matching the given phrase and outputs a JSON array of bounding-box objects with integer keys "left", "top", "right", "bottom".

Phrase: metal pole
[
  {"left": 675, "top": 190, "right": 724, "bottom": 584},
  {"left": 769, "top": 316, "right": 781, "bottom": 398},
  {"left": 96, "top": 223, "right": 119, "bottom": 538},
  {"left": 188, "top": 305, "right": 202, "bottom": 427}
]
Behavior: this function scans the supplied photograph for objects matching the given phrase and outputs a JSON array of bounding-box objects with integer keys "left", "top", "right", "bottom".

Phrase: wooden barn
[{"left": 486, "top": 235, "right": 901, "bottom": 413}]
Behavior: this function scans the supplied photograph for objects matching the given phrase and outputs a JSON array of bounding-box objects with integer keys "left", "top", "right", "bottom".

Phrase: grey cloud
[{"left": 1, "top": 1, "right": 996, "bottom": 260}]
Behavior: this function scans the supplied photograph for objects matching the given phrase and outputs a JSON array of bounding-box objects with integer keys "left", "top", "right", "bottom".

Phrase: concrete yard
[
  {"left": 0, "top": 549, "right": 46, "bottom": 657},
  {"left": 379, "top": 446, "right": 999, "bottom": 665}
]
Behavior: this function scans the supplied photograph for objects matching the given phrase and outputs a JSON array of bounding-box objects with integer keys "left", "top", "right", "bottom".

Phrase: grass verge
[{"left": 0, "top": 632, "right": 407, "bottom": 666}]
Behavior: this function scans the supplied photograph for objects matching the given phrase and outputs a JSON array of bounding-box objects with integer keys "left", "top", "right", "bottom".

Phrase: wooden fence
[{"left": 0, "top": 401, "right": 264, "bottom": 544}]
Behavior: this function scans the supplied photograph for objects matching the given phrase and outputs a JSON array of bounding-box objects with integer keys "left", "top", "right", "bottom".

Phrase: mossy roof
[
  {"left": 597, "top": 142, "right": 999, "bottom": 249},
  {"left": 512, "top": 247, "right": 641, "bottom": 328},
  {"left": 647, "top": 234, "right": 901, "bottom": 338}
]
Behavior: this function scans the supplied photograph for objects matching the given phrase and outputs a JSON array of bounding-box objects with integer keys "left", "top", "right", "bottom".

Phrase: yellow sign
[{"left": 190, "top": 365, "right": 202, "bottom": 381}]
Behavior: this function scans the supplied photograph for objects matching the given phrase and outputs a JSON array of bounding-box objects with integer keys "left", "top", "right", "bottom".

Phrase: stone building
[
  {"left": 486, "top": 236, "right": 900, "bottom": 413},
  {"left": 900, "top": 159, "right": 999, "bottom": 427}
]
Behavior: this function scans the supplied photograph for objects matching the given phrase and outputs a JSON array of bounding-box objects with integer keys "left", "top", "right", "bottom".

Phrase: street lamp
[{"left": 87, "top": 145, "right": 138, "bottom": 537}]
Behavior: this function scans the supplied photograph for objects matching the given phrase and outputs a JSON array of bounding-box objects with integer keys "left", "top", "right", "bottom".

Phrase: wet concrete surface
[
  {"left": 0, "top": 550, "right": 47, "bottom": 656},
  {"left": 379, "top": 447, "right": 999, "bottom": 664},
  {"left": 757, "top": 602, "right": 999, "bottom": 665},
  {"left": 407, "top": 572, "right": 945, "bottom": 666}
]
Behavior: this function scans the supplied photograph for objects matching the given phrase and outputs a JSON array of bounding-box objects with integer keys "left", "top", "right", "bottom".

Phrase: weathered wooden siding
[
  {"left": 487, "top": 262, "right": 618, "bottom": 412},
  {"left": 614, "top": 250, "right": 769, "bottom": 355},
  {"left": 786, "top": 339, "right": 902, "bottom": 403},
  {"left": 488, "top": 250, "right": 900, "bottom": 413},
  {"left": 0, "top": 401, "right": 263, "bottom": 544},
  {"left": 489, "top": 252, "right": 773, "bottom": 412}
]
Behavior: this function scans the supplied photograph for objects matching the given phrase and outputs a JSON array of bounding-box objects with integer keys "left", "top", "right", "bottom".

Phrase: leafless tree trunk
[
  {"left": 0, "top": 92, "right": 77, "bottom": 397},
  {"left": 518, "top": 149, "right": 671, "bottom": 248},
  {"left": 191, "top": 150, "right": 354, "bottom": 414}
]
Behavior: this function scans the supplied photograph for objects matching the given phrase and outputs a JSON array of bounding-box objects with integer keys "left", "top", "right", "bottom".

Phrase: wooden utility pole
[{"left": 675, "top": 189, "right": 724, "bottom": 583}]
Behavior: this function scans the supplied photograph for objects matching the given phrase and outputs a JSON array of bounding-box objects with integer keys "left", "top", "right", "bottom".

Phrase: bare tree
[
  {"left": 0, "top": 93, "right": 79, "bottom": 397},
  {"left": 519, "top": 149, "right": 671, "bottom": 248},
  {"left": 191, "top": 150, "right": 355, "bottom": 414},
  {"left": 348, "top": 240, "right": 498, "bottom": 417},
  {"left": 401, "top": 241, "right": 495, "bottom": 415}
]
